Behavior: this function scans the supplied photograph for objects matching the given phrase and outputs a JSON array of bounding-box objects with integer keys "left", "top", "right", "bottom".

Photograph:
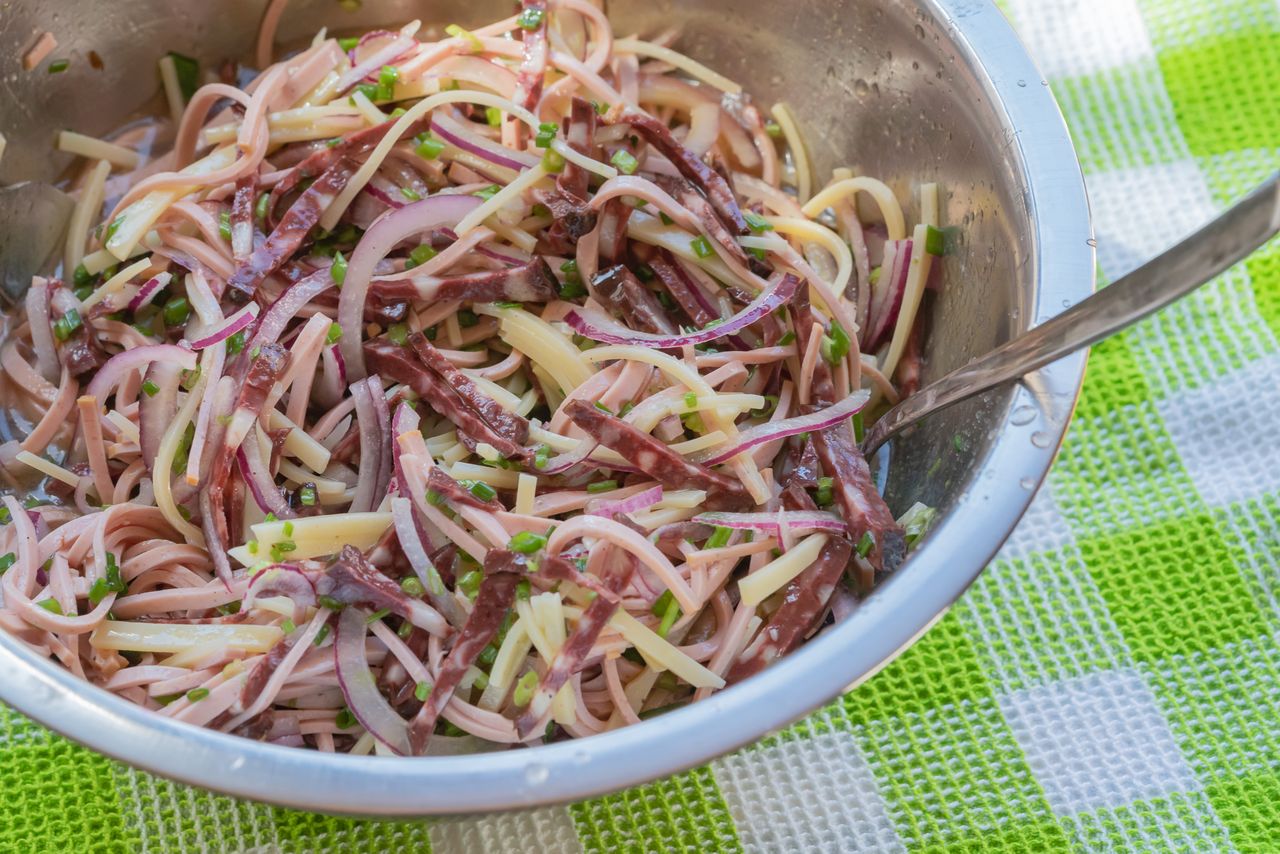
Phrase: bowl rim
[{"left": 0, "top": 0, "right": 1094, "bottom": 816}]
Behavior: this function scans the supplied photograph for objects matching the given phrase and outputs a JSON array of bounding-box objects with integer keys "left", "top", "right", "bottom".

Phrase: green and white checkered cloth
[{"left": 4, "top": 0, "right": 1279, "bottom": 850}]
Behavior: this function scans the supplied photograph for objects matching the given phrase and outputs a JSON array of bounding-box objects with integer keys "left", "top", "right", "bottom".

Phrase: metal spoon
[{"left": 862, "top": 172, "right": 1280, "bottom": 455}]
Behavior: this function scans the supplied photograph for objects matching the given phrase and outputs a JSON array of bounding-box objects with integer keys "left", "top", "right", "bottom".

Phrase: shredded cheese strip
[
  {"left": 229, "top": 512, "right": 393, "bottom": 566},
  {"left": 91, "top": 620, "right": 282, "bottom": 653},
  {"left": 64, "top": 159, "right": 112, "bottom": 276},
  {"left": 57, "top": 130, "right": 140, "bottom": 170},
  {"left": 475, "top": 304, "right": 593, "bottom": 394},
  {"left": 530, "top": 592, "right": 576, "bottom": 725},
  {"left": 455, "top": 163, "right": 548, "bottom": 236},
  {"left": 107, "top": 145, "right": 238, "bottom": 260},
  {"left": 157, "top": 54, "right": 187, "bottom": 127},
  {"left": 770, "top": 102, "right": 812, "bottom": 203},
  {"left": 880, "top": 222, "right": 935, "bottom": 380},
  {"left": 515, "top": 473, "right": 536, "bottom": 515},
  {"left": 266, "top": 410, "right": 332, "bottom": 472},
  {"left": 609, "top": 610, "right": 725, "bottom": 689},
  {"left": 80, "top": 258, "right": 151, "bottom": 310},
  {"left": 737, "top": 533, "right": 829, "bottom": 606},
  {"left": 801, "top": 174, "right": 908, "bottom": 241},
  {"left": 15, "top": 450, "right": 82, "bottom": 487}
]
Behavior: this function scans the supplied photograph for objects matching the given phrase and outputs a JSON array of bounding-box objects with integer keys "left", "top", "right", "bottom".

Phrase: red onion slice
[
  {"left": 431, "top": 114, "right": 539, "bottom": 173},
  {"left": 690, "top": 390, "right": 870, "bottom": 466},
  {"left": 338, "top": 194, "right": 484, "bottom": 380},
  {"left": 236, "top": 437, "right": 295, "bottom": 518},
  {"left": 348, "top": 380, "right": 383, "bottom": 513},
  {"left": 564, "top": 273, "right": 799, "bottom": 348},
  {"left": 126, "top": 273, "right": 172, "bottom": 313},
  {"left": 187, "top": 303, "right": 259, "bottom": 350},
  {"left": 244, "top": 564, "right": 316, "bottom": 609},
  {"left": 85, "top": 344, "right": 197, "bottom": 403},
  {"left": 865, "top": 238, "right": 911, "bottom": 352},
  {"left": 587, "top": 484, "right": 663, "bottom": 519},
  {"left": 25, "top": 278, "right": 58, "bottom": 383},
  {"left": 693, "top": 510, "right": 847, "bottom": 535},
  {"left": 334, "top": 607, "right": 412, "bottom": 754},
  {"left": 335, "top": 28, "right": 415, "bottom": 94},
  {"left": 248, "top": 269, "right": 334, "bottom": 352}
]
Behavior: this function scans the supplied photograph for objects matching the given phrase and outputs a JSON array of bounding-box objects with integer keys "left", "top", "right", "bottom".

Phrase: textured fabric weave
[{"left": 4, "top": 0, "right": 1279, "bottom": 850}]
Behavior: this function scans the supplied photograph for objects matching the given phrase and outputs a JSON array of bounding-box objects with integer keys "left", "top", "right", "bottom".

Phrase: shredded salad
[{"left": 0, "top": 2, "right": 942, "bottom": 755}]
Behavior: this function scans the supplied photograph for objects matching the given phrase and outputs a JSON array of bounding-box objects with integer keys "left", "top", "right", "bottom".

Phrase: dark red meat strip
[
  {"left": 369, "top": 258, "right": 558, "bottom": 304},
  {"left": 726, "top": 534, "right": 853, "bottom": 683},
  {"left": 647, "top": 249, "right": 716, "bottom": 327},
  {"left": 563, "top": 399, "right": 752, "bottom": 510},
  {"left": 408, "top": 332, "right": 530, "bottom": 446},
  {"left": 595, "top": 197, "right": 632, "bottom": 264},
  {"left": 364, "top": 339, "right": 527, "bottom": 458},
  {"left": 228, "top": 157, "right": 358, "bottom": 297},
  {"left": 592, "top": 265, "right": 677, "bottom": 336},
  {"left": 616, "top": 108, "right": 749, "bottom": 234},
  {"left": 316, "top": 545, "right": 416, "bottom": 620},
  {"left": 537, "top": 97, "right": 598, "bottom": 253},
  {"left": 407, "top": 549, "right": 522, "bottom": 753},
  {"left": 788, "top": 290, "right": 904, "bottom": 571}
]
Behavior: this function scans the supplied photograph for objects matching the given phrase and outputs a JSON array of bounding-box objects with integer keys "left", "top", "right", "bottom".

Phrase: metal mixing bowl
[{"left": 0, "top": 0, "right": 1092, "bottom": 814}]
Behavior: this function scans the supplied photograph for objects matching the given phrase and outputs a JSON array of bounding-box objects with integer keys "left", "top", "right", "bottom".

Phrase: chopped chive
[
  {"left": 683, "top": 391, "right": 698, "bottom": 410},
  {"left": 472, "top": 184, "right": 501, "bottom": 201},
  {"left": 414, "top": 132, "right": 445, "bottom": 160},
  {"left": 610, "top": 149, "right": 639, "bottom": 175},
  {"left": 317, "top": 594, "right": 345, "bottom": 611},
  {"left": 397, "top": 620, "right": 413, "bottom": 638},
  {"left": 313, "top": 623, "right": 331, "bottom": 645},
  {"left": 218, "top": 211, "right": 232, "bottom": 242},
  {"left": 281, "top": 619, "right": 296, "bottom": 634},
  {"left": 406, "top": 243, "right": 437, "bottom": 268},
  {"left": 924, "top": 224, "right": 945, "bottom": 256},
  {"left": 376, "top": 64, "right": 399, "bottom": 101},
  {"left": 468, "top": 480, "right": 497, "bottom": 502},
  {"left": 225, "top": 329, "right": 246, "bottom": 356},
  {"left": 73, "top": 263, "right": 93, "bottom": 288},
  {"left": 87, "top": 578, "right": 111, "bottom": 605},
  {"left": 254, "top": 192, "right": 270, "bottom": 222},
  {"left": 52, "top": 308, "right": 83, "bottom": 341},
  {"left": 533, "top": 444, "right": 550, "bottom": 470},
  {"left": 166, "top": 52, "right": 200, "bottom": 100},
  {"left": 141, "top": 379, "right": 160, "bottom": 397},
  {"left": 366, "top": 607, "right": 391, "bottom": 624},
  {"left": 508, "top": 531, "right": 547, "bottom": 554},
  {"left": 186, "top": 687, "right": 210, "bottom": 702},
  {"left": 493, "top": 300, "right": 522, "bottom": 309},
  {"left": 326, "top": 322, "right": 342, "bottom": 344},
  {"left": 330, "top": 250, "right": 347, "bottom": 285},
  {"left": 659, "top": 212, "right": 675, "bottom": 226},
  {"left": 444, "top": 23, "right": 483, "bottom": 52},
  {"left": 338, "top": 36, "right": 360, "bottom": 51},
  {"left": 426, "top": 489, "right": 445, "bottom": 507},
  {"left": 48, "top": 59, "right": 70, "bottom": 74},
  {"left": 777, "top": 330, "right": 796, "bottom": 346},
  {"left": 815, "top": 476, "right": 835, "bottom": 506},
  {"left": 457, "top": 569, "right": 483, "bottom": 600},
  {"left": 650, "top": 589, "right": 674, "bottom": 617},
  {"left": 535, "top": 121, "right": 557, "bottom": 149},
  {"left": 656, "top": 594, "right": 681, "bottom": 638},
  {"left": 270, "top": 540, "right": 297, "bottom": 562},
  {"left": 690, "top": 235, "right": 713, "bottom": 258},
  {"left": 162, "top": 296, "right": 190, "bottom": 327},
  {"left": 764, "top": 120, "right": 782, "bottom": 138},
  {"left": 0, "top": 553, "right": 15, "bottom": 574},
  {"left": 485, "top": 105, "right": 503, "bottom": 127},
  {"left": 516, "top": 579, "right": 531, "bottom": 601},
  {"left": 852, "top": 412, "right": 865, "bottom": 443},
  {"left": 592, "top": 100, "right": 609, "bottom": 115},
  {"left": 541, "top": 146, "right": 565, "bottom": 173},
  {"left": 414, "top": 681, "right": 433, "bottom": 702},
  {"left": 705, "top": 525, "right": 732, "bottom": 550},
  {"left": 247, "top": 540, "right": 259, "bottom": 555},
  {"left": 820, "top": 321, "right": 851, "bottom": 365},
  {"left": 743, "top": 211, "right": 774, "bottom": 233},
  {"left": 513, "top": 670, "right": 539, "bottom": 706},
  {"left": 104, "top": 216, "right": 124, "bottom": 243},
  {"left": 585, "top": 480, "right": 617, "bottom": 494},
  {"left": 400, "top": 576, "right": 425, "bottom": 596},
  {"left": 335, "top": 708, "right": 357, "bottom": 729},
  {"left": 856, "top": 531, "right": 875, "bottom": 557},
  {"left": 37, "top": 599, "right": 63, "bottom": 615},
  {"left": 387, "top": 323, "right": 409, "bottom": 346},
  {"left": 400, "top": 186, "right": 421, "bottom": 201},
  {"left": 516, "top": 7, "right": 545, "bottom": 29}
]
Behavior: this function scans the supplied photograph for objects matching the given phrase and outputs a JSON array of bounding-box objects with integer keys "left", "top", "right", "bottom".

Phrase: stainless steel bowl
[{"left": 0, "top": 0, "right": 1092, "bottom": 814}]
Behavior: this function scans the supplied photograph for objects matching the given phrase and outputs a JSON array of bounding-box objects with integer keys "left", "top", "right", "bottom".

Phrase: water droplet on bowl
[
  {"left": 914, "top": 23, "right": 925, "bottom": 38},
  {"left": 1030, "top": 431, "right": 1051, "bottom": 448},
  {"left": 1086, "top": 238, "right": 1097, "bottom": 247},
  {"left": 524, "top": 762, "right": 549, "bottom": 786},
  {"left": 853, "top": 78, "right": 871, "bottom": 97},
  {"left": 573, "top": 750, "right": 590, "bottom": 766},
  {"left": 1016, "top": 79, "right": 1027, "bottom": 87},
  {"left": 1010, "top": 405, "right": 1037, "bottom": 426},
  {"left": 1019, "top": 477, "right": 1035, "bottom": 490}
]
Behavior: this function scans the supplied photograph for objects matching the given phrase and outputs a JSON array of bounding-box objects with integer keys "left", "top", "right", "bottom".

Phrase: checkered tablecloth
[{"left": 4, "top": 0, "right": 1279, "bottom": 850}]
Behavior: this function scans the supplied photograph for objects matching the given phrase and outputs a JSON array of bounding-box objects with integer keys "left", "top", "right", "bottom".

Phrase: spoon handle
[{"left": 862, "top": 172, "right": 1280, "bottom": 454}]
